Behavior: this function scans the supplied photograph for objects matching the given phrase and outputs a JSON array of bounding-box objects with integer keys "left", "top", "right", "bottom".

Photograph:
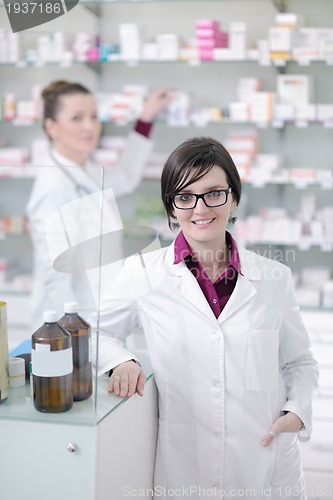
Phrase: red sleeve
[{"left": 134, "top": 119, "right": 153, "bottom": 138}]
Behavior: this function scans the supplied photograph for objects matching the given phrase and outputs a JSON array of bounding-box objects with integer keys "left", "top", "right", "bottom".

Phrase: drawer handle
[{"left": 67, "top": 443, "right": 77, "bottom": 453}]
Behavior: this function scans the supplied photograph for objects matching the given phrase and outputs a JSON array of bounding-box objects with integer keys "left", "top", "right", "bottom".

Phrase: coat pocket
[{"left": 246, "top": 329, "right": 279, "bottom": 391}]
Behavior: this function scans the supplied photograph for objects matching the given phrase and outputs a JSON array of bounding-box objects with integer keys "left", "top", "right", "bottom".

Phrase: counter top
[{"left": 0, "top": 347, "right": 153, "bottom": 427}]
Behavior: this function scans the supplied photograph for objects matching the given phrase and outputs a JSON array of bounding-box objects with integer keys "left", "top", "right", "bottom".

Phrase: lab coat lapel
[
  {"left": 164, "top": 243, "right": 217, "bottom": 321},
  {"left": 164, "top": 239, "right": 262, "bottom": 323},
  {"left": 217, "top": 273, "right": 256, "bottom": 323},
  {"left": 218, "top": 241, "right": 261, "bottom": 323},
  {"left": 177, "top": 265, "right": 217, "bottom": 320},
  {"left": 51, "top": 149, "right": 100, "bottom": 194}
]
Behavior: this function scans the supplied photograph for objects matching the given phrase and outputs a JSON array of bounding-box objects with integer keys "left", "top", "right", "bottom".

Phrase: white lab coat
[
  {"left": 27, "top": 131, "right": 153, "bottom": 330},
  {"left": 94, "top": 238, "right": 319, "bottom": 500}
]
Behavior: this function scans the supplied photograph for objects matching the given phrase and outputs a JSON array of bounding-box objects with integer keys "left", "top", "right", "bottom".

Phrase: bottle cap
[
  {"left": 64, "top": 301, "right": 79, "bottom": 313},
  {"left": 43, "top": 310, "right": 59, "bottom": 323}
]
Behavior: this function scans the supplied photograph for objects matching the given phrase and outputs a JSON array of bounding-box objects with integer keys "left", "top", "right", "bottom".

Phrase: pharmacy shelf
[
  {"left": 240, "top": 241, "right": 333, "bottom": 251},
  {"left": 0, "top": 233, "right": 30, "bottom": 240},
  {"left": 2, "top": 118, "right": 333, "bottom": 130},
  {"left": 0, "top": 174, "right": 35, "bottom": 180},
  {"left": 2, "top": 58, "right": 333, "bottom": 69},
  {"left": 3, "top": 171, "right": 332, "bottom": 190},
  {"left": 1, "top": 0, "right": 333, "bottom": 324},
  {"left": 0, "top": 289, "right": 31, "bottom": 296},
  {"left": 142, "top": 171, "right": 333, "bottom": 188},
  {"left": 0, "top": 0, "right": 277, "bottom": 4},
  {"left": 76, "top": 0, "right": 287, "bottom": 12},
  {"left": 79, "top": 0, "right": 278, "bottom": 4}
]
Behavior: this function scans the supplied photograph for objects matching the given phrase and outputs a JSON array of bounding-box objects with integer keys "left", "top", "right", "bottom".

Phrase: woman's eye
[
  {"left": 207, "top": 190, "right": 221, "bottom": 198},
  {"left": 179, "top": 194, "right": 193, "bottom": 202}
]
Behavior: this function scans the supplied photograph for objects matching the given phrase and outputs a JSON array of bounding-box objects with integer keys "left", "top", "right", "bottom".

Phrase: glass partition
[{"left": 0, "top": 163, "right": 156, "bottom": 425}]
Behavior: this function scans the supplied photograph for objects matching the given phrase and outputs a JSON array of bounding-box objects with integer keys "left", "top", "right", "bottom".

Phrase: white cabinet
[{"left": 0, "top": 351, "right": 158, "bottom": 500}]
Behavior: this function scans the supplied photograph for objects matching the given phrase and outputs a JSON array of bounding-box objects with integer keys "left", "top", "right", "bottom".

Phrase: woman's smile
[{"left": 192, "top": 217, "right": 216, "bottom": 227}]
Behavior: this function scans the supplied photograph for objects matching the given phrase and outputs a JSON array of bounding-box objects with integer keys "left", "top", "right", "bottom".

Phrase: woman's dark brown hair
[{"left": 161, "top": 137, "right": 242, "bottom": 230}]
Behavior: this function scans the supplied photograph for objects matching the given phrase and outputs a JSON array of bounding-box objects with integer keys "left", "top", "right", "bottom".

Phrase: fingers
[
  {"left": 140, "top": 88, "right": 176, "bottom": 121},
  {"left": 157, "top": 88, "right": 177, "bottom": 106},
  {"left": 136, "top": 370, "right": 147, "bottom": 397},
  {"left": 108, "top": 374, "right": 122, "bottom": 396},
  {"left": 108, "top": 362, "right": 145, "bottom": 399},
  {"left": 119, "top": 373, "right": 129, "bottom": 398},
  {"left": 109, "top": 373, "right": 130, "bottom": 398},
  {"left": 151, "top": 87, "right": 175, "bottom": 100},
  {"left": 261, "top": 412, "right": 304, "bottom": 447},
  {"left": 261, "top": 430, "right": 278, "bottom": 448},
  {"left": 261, "top": 414, "right": 286, "bottom": 447}
]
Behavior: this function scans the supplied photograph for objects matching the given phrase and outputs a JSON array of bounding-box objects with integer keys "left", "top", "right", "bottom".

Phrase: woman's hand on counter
[
  {"left": 260, "top": 411, "right": 304, "bottom": 447},
  {"left": 108, "top": 360, "right": 146, "bottom": 399}
]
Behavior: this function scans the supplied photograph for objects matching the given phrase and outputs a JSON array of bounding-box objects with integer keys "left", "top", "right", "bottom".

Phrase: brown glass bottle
[
  {"left": 58, "top": 302, "right": 92, "bottom": 401},
  {"left": 32, "top": 310, "right": 73, "bottom": 413}
]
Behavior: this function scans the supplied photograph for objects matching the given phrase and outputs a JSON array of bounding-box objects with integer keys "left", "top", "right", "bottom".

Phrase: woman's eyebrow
[{"left": 178, "top": 185, "right": 227, "bottom": 192}]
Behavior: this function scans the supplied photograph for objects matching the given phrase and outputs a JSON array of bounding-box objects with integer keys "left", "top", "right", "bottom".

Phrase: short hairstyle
[{"left": 161, "top": 137, "right": 242, "bottom": 230}]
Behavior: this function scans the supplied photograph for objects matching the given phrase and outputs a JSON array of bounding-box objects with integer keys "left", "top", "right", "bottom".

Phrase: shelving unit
[
  {"left": 0, "top": 3, "right": 332, "bottom": 300},
  {"left": 0, "top": 2, "right": 332, "bottom": 494},
  {"left": 0, "top": 5, "right": 331, "bottom": 278}
]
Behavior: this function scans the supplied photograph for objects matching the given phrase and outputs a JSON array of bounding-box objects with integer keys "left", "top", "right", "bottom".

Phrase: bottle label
[{"left": 32, "top": 347, "right": 73, "bottom": 377}]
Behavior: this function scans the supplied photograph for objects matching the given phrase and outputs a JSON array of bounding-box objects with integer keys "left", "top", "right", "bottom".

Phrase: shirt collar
[
  {"left": 173, "top": 230, "right": 241, "bottom": 274},
  {"left": 50, "top": 148, "right": 83, "bottom": 168},
  {"left": 173, "top": 231, "right": 192, "bottom": 264}
]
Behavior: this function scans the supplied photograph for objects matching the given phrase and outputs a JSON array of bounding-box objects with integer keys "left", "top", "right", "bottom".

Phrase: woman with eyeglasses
[{"left": 94, "top": 137, "right": 318, "bottom": 499}]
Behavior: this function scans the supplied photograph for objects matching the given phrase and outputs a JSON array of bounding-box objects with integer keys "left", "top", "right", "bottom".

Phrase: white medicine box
[{"left": 277, "top": 74, "right": 312, "bottom": 111}]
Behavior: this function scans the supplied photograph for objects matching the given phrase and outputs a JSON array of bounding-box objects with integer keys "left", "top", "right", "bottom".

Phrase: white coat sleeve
[
  {"left": 30, "top": 215, "right": 76, "bottom": 302},
  {"left": 27, "top": 181, "right": 78, "bottom": 329},
  {"left": 90, "top": 260, "right": 140, "bottom": 377},
  {"left": 279, "top": 268, "right": 319, "bottom": 441},
  {"left": 102, "top": 131, "right": 153, "bottom": 197}
]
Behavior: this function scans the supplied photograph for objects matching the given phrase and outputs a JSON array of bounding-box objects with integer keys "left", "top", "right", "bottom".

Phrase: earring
[{"left": 228, "top": 208, "right": 237, "bottom": 225}]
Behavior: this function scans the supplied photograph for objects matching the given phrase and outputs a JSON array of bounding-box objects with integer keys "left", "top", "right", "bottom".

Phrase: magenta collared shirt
[{"left": 173, "top": 231, "right": 241, "bottom": 318}]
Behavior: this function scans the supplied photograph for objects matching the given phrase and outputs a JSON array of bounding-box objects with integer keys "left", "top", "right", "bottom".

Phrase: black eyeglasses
[{"left": 171, "top": 187, "right": 232, "bottom": 210}]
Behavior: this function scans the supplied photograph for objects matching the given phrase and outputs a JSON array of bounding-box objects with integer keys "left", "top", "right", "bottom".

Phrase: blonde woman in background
[{"left": 27, "top": 80, "right": 173, "bottom": 330}]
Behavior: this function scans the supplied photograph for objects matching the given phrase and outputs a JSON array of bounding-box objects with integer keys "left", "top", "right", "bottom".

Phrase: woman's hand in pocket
[{"left": 261, "top": 411, "right": 303, "bottom": 447}]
